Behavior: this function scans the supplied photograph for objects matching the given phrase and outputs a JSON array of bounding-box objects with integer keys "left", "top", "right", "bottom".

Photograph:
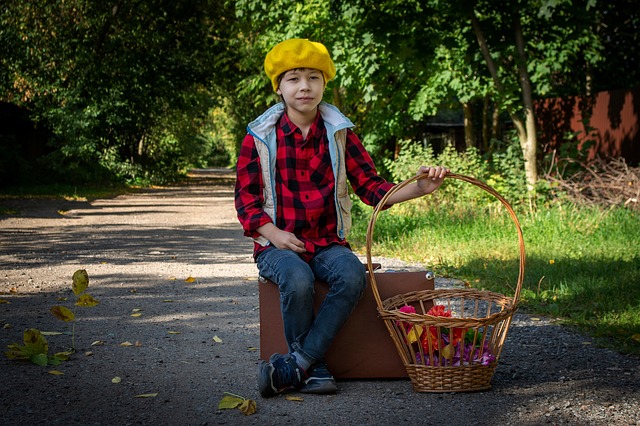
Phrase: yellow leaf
[
  {"left": 40, "top": 331, "right": 64, "bottom": 336},
  {"left": 531, "top": 317, "right": 541, "bottom": 321},
  {"left": 185, "top": 276, "right": 196, "bottom": 283},
  {"left": 168, "top": 331, "right": 181, "bottom": 334},
  {"left": 162, "top": 300, "right": 174, "bottom": 303},
  {"left": 218, "top": 395, "right": 244, "bottom": 409},
  {"left": 48, "top": 370, "right": 64, "bottom": 375},
  {"left": 0, "top": 299, "right": 11, "bottom": 304},
  {"left": 406, "top": 325, "right": 424, "bottom": 344},
  {"left": 441, "top": 344, "right": 455, "bottom": 359},
  {"left": 239, "top": 399, "right": 257, "bottom": 415},
  {"left": 51, "top": 305, "right": 75, "bottom": 322},
  {"left": 247, "top": 347, "right": 258, "bottom": 351},
  {"left": 53, "top": 351, "right": 72, "bottom": 361},
  {"left": 169, "top": 277, "right": 177, "bottom": 280},
  {"left": 91, "top": 340, "right": 105, "bottom": 346},
  {"left": 213, "top": 335, "right": 223, "bottom": 343},
  {"left": 285, "top": 395, "right": 304, "bottom": 402},
  {"left": 134, "top": 393, "right": 158, "bottom": 398},
  {"left": 130, "top": 313, "right": 142, "bottom": 317},
  {"left": 72, "top": 269, "right": 89, "bottom": 295},
  {"left": 120, "top": 341, "right": 134, "bottom": 346},
  {"left": 631, "top": 334, "right": 640, "bottom": 343},
  {"left": 112, "top": 377, "right": 122, "bottom": 384},
  {"left": 132, "top": 308, "right": 142, "bottom": 312},
  {"left": 76, "top": 293, "right": 99, "bottom": 307}
]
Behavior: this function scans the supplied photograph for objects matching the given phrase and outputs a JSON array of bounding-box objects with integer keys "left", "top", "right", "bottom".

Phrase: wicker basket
[{"left": 366, "top": 173, "right": 525, "bottom": 392}]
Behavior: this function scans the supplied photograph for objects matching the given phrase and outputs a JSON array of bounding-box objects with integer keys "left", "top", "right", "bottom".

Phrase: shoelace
[{"left": 272, "top": 356, "right": 303, "bottom": 389}]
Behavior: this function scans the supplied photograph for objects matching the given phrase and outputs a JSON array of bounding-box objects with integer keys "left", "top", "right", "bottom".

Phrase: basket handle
[{"left": 365, "top": 172, "right": 525, "bottom": 309}]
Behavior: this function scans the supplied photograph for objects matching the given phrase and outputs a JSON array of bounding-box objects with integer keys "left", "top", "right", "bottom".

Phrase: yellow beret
[{"left": 264, "top": 38, "right": 336, "bottom": 91}]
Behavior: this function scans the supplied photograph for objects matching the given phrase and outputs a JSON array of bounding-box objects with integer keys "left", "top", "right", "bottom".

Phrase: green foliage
[
  {"left": 2, "top": 0, "right": 638, "bottom": 186},
  {"left": 1, "top": 0, "right": 236, "bottom": 184},
  {"left": 5, "top": 269, "right": 99, "bottom": 366}
]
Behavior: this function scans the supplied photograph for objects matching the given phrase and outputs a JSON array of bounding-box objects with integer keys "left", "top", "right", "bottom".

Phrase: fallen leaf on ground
[
  {"left": 185, "top": 276, "right": 196, "bottom": 283},
  {"left": 239, "top": 399, "right": 257, "bottom": 415},
  {"left": 168, "top": 331, "right": 181, "bottom": 334},
  {"left": 112, "top": 377, "right": 122, "bottom": 384},
  {"left": 212, "top": 335, "right": 223, "bottom": 343},
  {"left": 41, "top": 331, "right": 64, "bottom": 336},
  {"left": 134, "top": 393, "right": 158, "bottom": 398},
  {"left": 91, "top": 340, "right": 105, "bottom": 346},
  {"left": 285, "top": 395, "right": 304, "bottom": 402},
  {"left": 48, "top": 370, "right": 64, "bottom": 375},
  {"left": 120, "top": 341, "right": 134, "bottom": 346},
  {"left": 130, "top": 313, "right": 142, "bottom": 317},
  {"left": 218, "top": 395, "right": 244, "bottom": 409}
]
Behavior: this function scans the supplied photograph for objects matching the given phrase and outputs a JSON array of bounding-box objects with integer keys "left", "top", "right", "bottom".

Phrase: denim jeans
[{"left": 256, "top": 244, "right": 366, "bottom": 365}]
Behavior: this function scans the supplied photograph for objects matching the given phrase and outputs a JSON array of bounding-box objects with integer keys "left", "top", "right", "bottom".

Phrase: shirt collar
[{"left": 279, "top": 109, "right": 323, "bottom": 138}]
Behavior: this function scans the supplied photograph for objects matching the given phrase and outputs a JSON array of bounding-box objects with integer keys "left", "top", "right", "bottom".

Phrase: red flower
[{"left": 422, "top": 305, "right": 465, "bottom": 352}]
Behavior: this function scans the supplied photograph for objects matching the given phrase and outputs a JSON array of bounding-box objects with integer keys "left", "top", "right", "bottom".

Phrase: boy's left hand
[{"left": 416, "top": 166, "right": 448, "bottom": 195}]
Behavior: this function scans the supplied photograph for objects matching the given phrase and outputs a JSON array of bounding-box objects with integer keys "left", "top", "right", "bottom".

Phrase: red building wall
[{"left": 535, "top": 87, "right": 639, "bottom": 166}]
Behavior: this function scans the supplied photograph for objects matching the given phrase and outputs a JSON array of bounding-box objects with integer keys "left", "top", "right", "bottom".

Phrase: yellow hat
[{"left": 264, "top": 38, "right": 336, "bottom": 91}]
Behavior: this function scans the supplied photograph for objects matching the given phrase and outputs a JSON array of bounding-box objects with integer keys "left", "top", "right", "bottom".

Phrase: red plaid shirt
[{"left": 235, "top": 109, "right": 394, "bottom": 261}]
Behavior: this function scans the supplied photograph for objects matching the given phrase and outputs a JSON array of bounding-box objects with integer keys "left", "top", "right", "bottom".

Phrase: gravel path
[{"left": 1, "top": 169, "right": 638, "bottom": 425}]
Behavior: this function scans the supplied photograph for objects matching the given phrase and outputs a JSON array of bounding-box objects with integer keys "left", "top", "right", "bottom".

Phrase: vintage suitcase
[{"left": 258, "top": 269, "right": 434, "bottom": 379}]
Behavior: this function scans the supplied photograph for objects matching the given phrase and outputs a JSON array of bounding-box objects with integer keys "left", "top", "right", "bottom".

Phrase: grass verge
[{"left": 350, "top": 199, "right": 640, "bottom": 357}]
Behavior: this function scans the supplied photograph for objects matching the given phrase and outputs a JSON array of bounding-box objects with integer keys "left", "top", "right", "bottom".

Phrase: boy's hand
[
  {"left": 257, "top": 223, "right": 306, "bottom": 253},
  {"left": 416, "top": 166, "right": 448, "bottom": 195}
]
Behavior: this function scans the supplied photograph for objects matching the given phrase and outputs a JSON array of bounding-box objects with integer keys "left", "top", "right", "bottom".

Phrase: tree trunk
[
  {"left": 514, "top": 15, "right": 538, "bottom": 188},
  {"left": 482, "top": 95, "right": 490, "bottom": 152},
  {"left": 471, "top": 10, "right": 538, "bottom": 189},
  {"left": 462, "top": 102, "right": 475, "bottom": 149}
]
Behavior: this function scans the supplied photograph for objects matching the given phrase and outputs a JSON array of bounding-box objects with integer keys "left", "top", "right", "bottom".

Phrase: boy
[{"left": 235, "top": 38, "right": 447, "bottom": 397}]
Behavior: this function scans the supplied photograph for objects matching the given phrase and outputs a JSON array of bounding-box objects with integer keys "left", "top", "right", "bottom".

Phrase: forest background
[{"left": 1, "top": 1, "right": 639, "bottom": 355}]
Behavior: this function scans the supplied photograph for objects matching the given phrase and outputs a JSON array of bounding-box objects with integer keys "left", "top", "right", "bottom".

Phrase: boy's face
[{"left": 276, "top": 68, "right": 325, "bottom": 117}]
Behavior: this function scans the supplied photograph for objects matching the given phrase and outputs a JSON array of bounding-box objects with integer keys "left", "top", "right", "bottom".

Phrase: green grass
[{"left": 350, "top": 199, "right": 640, "bottom": 356}]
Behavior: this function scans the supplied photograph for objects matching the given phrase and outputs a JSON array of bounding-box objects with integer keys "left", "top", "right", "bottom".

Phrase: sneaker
[
  {"left": 258, "top": 353, "right": 307, "bottom": 397},
  {"left": 299, "top": 361, "right": 337, "bottom": 394}
]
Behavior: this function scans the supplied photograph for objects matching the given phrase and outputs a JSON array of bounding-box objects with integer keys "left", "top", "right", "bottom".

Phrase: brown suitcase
[{"left": 258, "top": 269, "right": 434, "bottom": 379}]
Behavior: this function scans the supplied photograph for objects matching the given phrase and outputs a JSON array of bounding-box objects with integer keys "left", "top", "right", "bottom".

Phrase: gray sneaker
[
  {"left": 299, "top": 361, "right": 337, "bottom": 394},
  {"left": 258, "top": 353, "right": 307, "bottom": 397}
]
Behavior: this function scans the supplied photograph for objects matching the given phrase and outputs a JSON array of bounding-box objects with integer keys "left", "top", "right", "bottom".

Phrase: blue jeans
[{"left": 257, "top": 244, "right": 366, "bottom": 365}]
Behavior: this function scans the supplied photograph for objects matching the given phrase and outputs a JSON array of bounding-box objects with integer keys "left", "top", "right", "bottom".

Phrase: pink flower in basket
[{"left": 396, "top": 305, "right": 424, "bottom": 344}]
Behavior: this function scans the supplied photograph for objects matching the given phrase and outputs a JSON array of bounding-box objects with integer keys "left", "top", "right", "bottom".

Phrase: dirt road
[{"left": 1, "top": 169, "right": 638, "bottom": 425}]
